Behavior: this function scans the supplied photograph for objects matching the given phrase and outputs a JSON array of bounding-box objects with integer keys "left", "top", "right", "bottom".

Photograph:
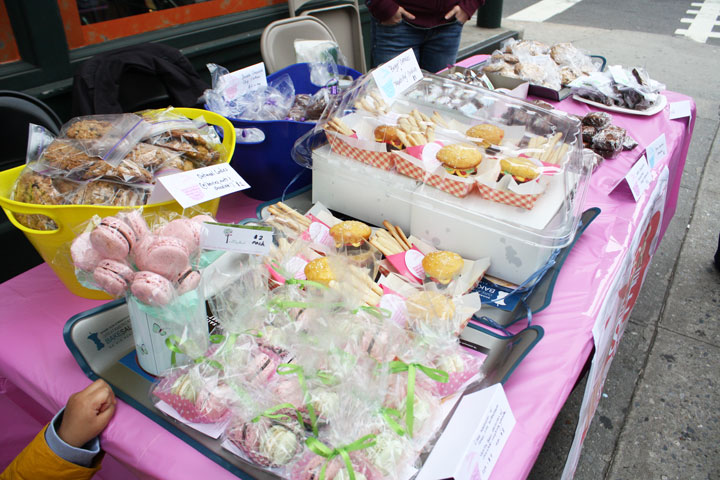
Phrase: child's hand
[{"left": 57, "top": 379, "right": 116, "bottom": 448}]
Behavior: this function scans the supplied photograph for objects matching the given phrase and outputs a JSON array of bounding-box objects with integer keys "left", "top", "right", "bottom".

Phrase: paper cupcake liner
[
  {"left": 291, "top": 451, "right": 381, "bottom": 480},
  {"left": 154, "top": 373, "right": 230, "bottom": 424},
  {"left": 327, "top": 134, "right": 396, "bottom": 171},
  {"left": 432, "top": 355, "right": 484, "bottom": 397}
]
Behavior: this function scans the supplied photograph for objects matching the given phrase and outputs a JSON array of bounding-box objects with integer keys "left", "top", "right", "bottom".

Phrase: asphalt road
[{"left": 501, "top": 0, "right": 720, "bottom": 47}]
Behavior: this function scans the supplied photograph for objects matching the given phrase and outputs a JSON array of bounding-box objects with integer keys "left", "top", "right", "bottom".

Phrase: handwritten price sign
[{"left": 372, "top": 49, "right": 423, "bottom": 101}]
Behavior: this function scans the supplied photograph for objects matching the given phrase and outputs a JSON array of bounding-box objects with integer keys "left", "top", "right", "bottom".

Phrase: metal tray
[{"left": 64, "top": 299, "right": 543, "bottom": 479}]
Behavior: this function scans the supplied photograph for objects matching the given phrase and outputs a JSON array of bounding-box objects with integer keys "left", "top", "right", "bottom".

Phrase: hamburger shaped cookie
[
  {"left": 499, "top": 157, "right": 541, "bottom": 184},
  {"left": 436, "top": 144, "right": 483, "bottom": 178},
  {"left": 466, "top": 123, "right": 505, "bottom": 150},
  {"left": 393, "top": 142, "right": 479, "bottom": 198}
]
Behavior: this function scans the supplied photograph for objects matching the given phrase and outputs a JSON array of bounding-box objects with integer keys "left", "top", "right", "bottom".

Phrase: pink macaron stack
[{"left": 70, "top": 211, "right": 215, "bottom": 306}]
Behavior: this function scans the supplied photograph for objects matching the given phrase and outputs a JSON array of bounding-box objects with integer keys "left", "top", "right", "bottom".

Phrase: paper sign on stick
[
  {"left": 156, "top": 163, "right": 250, "bottom": 209},
  {"left": 201, "top": 223, "right": 272, "bottom": 255},
  {"left": 372, "top": 48, "right": 423, "bottom": 101}
]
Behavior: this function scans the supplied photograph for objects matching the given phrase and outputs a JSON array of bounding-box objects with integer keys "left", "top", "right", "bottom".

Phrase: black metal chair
[{"left": 0, "top": 90, "right": 63, "bottom": 282}]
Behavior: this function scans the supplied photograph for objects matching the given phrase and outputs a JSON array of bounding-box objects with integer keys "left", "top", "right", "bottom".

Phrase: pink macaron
[
  {"left": 90, "top": 216, "right": 136, "bottom": 260},
  {"left": 131, "top": 271, "right": 175, "bottom": 306},
  {"left": 120, "top": 210, "right": 150, "bottom": 243},
  {"left": 176, "top": 267, "right": 201, "bottom": 295},
  {"left": 71, "top": 232, "right": 104, "bottom": 272},
  {"left": 93, "top": 259, "right": 135, "bottom": 297},
  {"left": 159, "top": 218, "right": 203, "bottom": 253},
  {"left": 134, "top": 234, "right": 190, "bottom": 280}
]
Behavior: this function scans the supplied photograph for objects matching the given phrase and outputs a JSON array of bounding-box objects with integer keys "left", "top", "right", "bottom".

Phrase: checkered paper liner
[
  {"left": 476, "top": 182, "right": 541, "bottom": 209},
  {"left": 326, "top": 133, "right": 396, "bottom": 171},
  {"left": 393, "top": 154, "right": 475, "bottom": 198}
]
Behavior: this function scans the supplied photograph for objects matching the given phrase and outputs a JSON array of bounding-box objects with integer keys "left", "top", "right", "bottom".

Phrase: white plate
[{"left": 572, "top": 94, "right": 667, "bottom": 116}]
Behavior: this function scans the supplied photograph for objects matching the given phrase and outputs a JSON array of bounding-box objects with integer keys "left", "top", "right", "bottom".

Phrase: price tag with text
[
  {"left": 154, "top": 163, "right": 250, "bottom": 209},
  {"left": 645, "top": 133, "right": 668, "bottom": 167},
  {"left": 218, "top": 62, "right": 267, "bottom": 99},
  {"left": 625, "top": 155, "right": 652, "bottom": 201},
  {"left": 372, "top": 48, "right": 423, "bottom": 101},
  {"left": 669, "top": 100, "right": 692, "bottom": 120},
  {"left": 201, "top": 223, "right": 272, "bottom": 255}
]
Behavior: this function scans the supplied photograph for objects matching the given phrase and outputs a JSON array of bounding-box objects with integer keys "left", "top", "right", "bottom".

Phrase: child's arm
[
  {"left": 0, "top": 379, "right": 116, "bottom": 479},
  {"left": 48, "top": 379, "right": 117, "bottom": 466}
]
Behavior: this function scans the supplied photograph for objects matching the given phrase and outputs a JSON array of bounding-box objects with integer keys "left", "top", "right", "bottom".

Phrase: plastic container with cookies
[{"left": 299, "top": 68, "right": 592, "bottom": 285}]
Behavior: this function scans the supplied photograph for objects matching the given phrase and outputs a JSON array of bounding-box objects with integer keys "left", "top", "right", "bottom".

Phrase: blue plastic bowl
[{"left": 210, "top": 63, "right": 361, "bottom": 200}]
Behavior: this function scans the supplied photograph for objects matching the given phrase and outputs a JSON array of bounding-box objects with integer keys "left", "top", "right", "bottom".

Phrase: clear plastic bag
[
  {"left": 61, "top": 114, "right": 151, "bottom": 167},
  {"left": 204, "top": 63, "right": 296, "bottom": 120}
]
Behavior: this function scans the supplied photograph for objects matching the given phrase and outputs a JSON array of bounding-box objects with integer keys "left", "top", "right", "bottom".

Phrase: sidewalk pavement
[{"left": 458, "top": 18, "right": 720, "bottom": 480}]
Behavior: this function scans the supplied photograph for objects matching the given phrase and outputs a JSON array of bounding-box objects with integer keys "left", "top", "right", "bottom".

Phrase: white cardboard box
[{"left": 415, "top": 383, "right": 516, "bottom": 480}]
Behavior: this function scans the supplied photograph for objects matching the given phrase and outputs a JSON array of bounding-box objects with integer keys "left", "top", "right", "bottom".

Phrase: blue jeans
[{"left": 370, "top": 18, "right": 464, "bottom": 73}]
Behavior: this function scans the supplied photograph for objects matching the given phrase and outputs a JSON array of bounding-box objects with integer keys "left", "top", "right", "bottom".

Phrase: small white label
[
  {"left": 218, "top": 62, "right": 267, "bottom": 99},
  {"left": 420, "top": 142, "right": 443, "bottom": 172},
  {"left": 285, "top": 256, "right": 309, "bottom": 280},
  {"left": 404, "top": 249, "right": 425, "bottom": 280},
  {"left": 379, "top": 293, "right": 408, "bottom": 327},
  {"left": 625, "top": 155, "right": 652, "bottom": 201},
  {"left": 415, "top": 384, "right": 515, "bottom": 480},
  {"left": 308, "top": 221, "right": 334, "bottom": 248},
  {"left": 645, "top": 133, "right": 668, "bottom": 168},
  {"left": 201, "top": 223, "right": 272, "bottom": 255},
  {"left": 372, "top": 48, "right": 423, "bottom": 101},
  {"left": 668, "top": 100, "right": 691, "bottom": 120},
  {"left": 157, "top": 163, "right": 250, "bottom": 209}
]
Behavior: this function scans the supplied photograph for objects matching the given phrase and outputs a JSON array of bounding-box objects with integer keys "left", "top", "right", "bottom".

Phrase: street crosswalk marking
[
  {"left": 675, "top": 0, "right": 720, "bottom": 43},
  {"left": 507, "top": 0, "right": 584, "bottom": 23}
]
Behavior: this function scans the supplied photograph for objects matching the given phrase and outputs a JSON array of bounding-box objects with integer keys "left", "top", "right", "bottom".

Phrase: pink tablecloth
[{"left": 0, "top": 81, "right": 695, "bottom": 479}]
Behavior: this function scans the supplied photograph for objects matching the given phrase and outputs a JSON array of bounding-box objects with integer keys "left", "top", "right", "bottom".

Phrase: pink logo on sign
[
  {"left": 404, "top": 249, "right": 425, "bottom": 280},
  {"left": 182, "top": 185, "right": 204, "bottom": 201}
]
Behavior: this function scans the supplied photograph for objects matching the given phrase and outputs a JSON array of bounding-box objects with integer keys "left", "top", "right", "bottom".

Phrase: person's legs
[
  {"left": 370, "top": 18, "right": 424, "bottom": 68},
  {"left": 418, "top": 21, "right": 464, "bottom": 73}
]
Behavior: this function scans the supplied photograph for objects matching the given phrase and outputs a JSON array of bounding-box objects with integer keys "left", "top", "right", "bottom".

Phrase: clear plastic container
[{"left": 298, "top": 71, "right": 593, "bottom": 284}]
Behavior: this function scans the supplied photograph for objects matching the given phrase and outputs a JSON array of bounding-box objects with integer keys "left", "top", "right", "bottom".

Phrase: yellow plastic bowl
[{"left": 0, "top": 108, "right": 236, "bottom": 299}]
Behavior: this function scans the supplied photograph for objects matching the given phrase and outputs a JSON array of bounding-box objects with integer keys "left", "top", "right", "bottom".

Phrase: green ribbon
[
  {"left": 165, "top": 333, "right": 249, "bottom": 370},
  {"left": 285, "top": 278, "right": 330, "bottom": 291},
  {"left": 316, "top": 370, "right": 339, "bottom": 386},
  {"left": 351, "top": 305, "right": 392, "bottom": 319},
  {"left": 166, "top": 335, "right": 223, "bottom": 370},
  {"left": 380, "top": 407, "right": 407, "bottom": 436},
  {"left": 276, "top": 363, "right": 319, "bottom": 436},
  {"left": 388, "top": 360, "right": 449, "bottom": 437},
  {"left": 305, "top": 434, "right": 377, "bottom": 480},
  {"left": 251, "top": 402, "right": 304, "bottom": 428}
]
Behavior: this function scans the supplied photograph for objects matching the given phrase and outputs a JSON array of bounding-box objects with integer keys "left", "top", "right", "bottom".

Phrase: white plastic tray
[{"left": 572, "top": 94, "right": 667, "bottom": 116}]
